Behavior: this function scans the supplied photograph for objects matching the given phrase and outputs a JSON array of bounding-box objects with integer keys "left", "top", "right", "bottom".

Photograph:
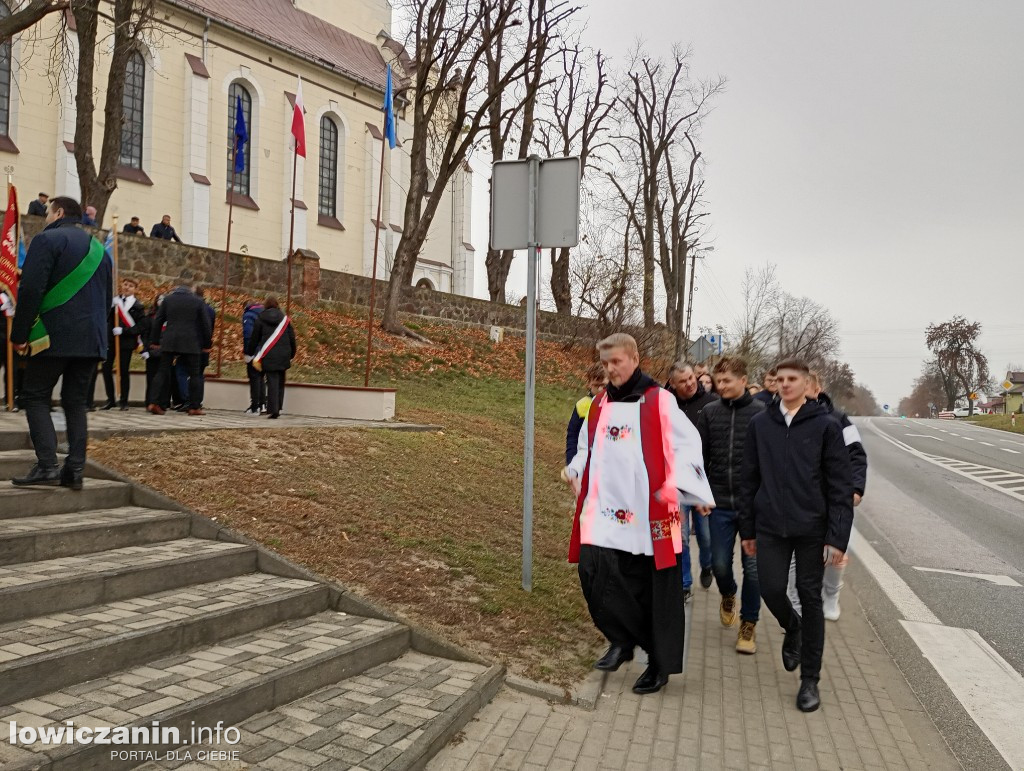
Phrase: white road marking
[
  {"left": 905, "top": 434, "right": 943, "bottom": 440},
  {"left": 864, "top": 421, "right": 1024, "bottom": 504},
  {"left": 962, "top": 437, "right": 975, "bottom": 441},
  {"left": 849, "top": 530, "right": 939, "bottom": 624},
  {"left": 1000, "top": 439, "right": 1024, "bottom": 446},
  {"left": 901, "top": 622, "right": 1024, "bottom": 771},
  {"left": 850, "top": 518, "right": 1024, "bottom": 768},
  {"left": 912, "top": 566, "right": 1022, "bottom": 587},
  {"left": 979, "top": 441, "right": 995, "bottom": 446},
  {"left": 1001, "top": 448, "right": 1021, "bottom": 454}
]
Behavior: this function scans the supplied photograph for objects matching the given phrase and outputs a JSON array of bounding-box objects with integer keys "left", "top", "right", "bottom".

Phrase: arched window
[
  {"left": 119, "top": 51, "right": 145, "bottom": 168},
  {"left": 228, "top": 81, "right": 252, "bottom": 196},
  {"left": 0, "top": 1, "right": 11, "bottom": 137},
  {"left": 318, "top": 116, "right": 339, "bottom": 218}
]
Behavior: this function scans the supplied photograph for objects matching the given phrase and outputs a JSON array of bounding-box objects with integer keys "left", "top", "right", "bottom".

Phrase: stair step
[
  {"left": 0, "top": 507, "right": 191, "bottom": 566},
  {"left": 0, "top": 611, "right": 409, "bottom": 770},
  {"left": 0, "top": 573, "right": 330, "bottom": 705},
  {"left": 0, "top": 479, "right": 133, "bottom": 519},
  {"left": 0, "top": 538, "right": 256, "bottom": 624},
  {"left": 0, "top": 432, "right": 29, "bottom": 452},
  {"left": 142, "top": 652, "right": 503, "bottom": 771},
  {"left": 0, "top": 450, "right": 58, "bottom": 481}
]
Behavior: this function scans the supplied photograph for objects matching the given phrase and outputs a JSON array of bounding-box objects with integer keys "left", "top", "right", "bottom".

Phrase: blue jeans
[
  {"left": 709, "top": 508, "right": 760, "bottom": 622},
  {"left": 680, "top": 508, "right": 712, "bottom": 590}
]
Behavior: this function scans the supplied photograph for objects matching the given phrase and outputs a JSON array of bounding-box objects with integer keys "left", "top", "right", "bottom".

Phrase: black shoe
[
  {"left": 119, "top": 403, "right": 129, "bottom": 411},
  {"left": 59, "top": 465, "right": 84, "bottom": 491},
  {"left": 86, "top": 405, "right": 96, "bottom": 413},
  {"left": 594, "top": 645, "right": 634, "bottom": 671},
  {"left": 700, "top": 567, "right": 714, "bottom": 589},
  {"left": 632, "top": 665, "right": 668, "bottom": 695},
  {"left": 683, "top": 587, "right": 693, "bottom": 603},
  {"left": 797, "top": 679, "right": 820, "bottom": 712},
  {"left": 100, "top": 401, "right": 116, "bottom": 411},
  {"left": 11, "top": 464, "right": 61, "bottom": 487},
  {"left": 782, "top": 620, "right": 802, "bottom": 672}
]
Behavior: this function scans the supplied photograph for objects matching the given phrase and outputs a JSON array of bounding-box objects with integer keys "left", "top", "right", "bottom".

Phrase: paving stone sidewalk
[
  {"left": 0, "top": 408, "right": 433, "bottom": 435},
  {"left": 430, "top": 575, "right": 961, "bottom": 771}
]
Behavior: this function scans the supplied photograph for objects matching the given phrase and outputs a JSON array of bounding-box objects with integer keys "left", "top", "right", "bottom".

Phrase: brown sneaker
[
  {"left": 736, "top": 620, "right": 757, "bottom": 654},
  {"left": 720, "top": 594, "right": 738, "bottom": 627}
]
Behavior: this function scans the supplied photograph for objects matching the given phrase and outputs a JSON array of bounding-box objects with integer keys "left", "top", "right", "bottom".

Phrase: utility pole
[{"left": 684, "top": 246, "right": 714, "bottom": 342}]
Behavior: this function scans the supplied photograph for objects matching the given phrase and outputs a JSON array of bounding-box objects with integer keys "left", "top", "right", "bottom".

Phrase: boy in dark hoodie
[{"left": 739, "top": 358, "right": 853, "bottom": 713}]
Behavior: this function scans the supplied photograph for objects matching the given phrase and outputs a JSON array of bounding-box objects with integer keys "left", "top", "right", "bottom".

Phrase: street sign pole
[
  {"left": 490, "top": 154, "right": 580, "bottom": 594},
  {"left": 522, "top": 156, "right": 540, "bottom": 593}
]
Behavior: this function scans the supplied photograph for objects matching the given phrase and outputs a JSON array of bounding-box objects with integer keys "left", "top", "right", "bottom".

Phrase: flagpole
[
  {"left": 363, "top": 117, "right": 388, "bottom": 389},
  {"left": 286, "top": 147, "right": 297, "bottom": 317},
  {"left": 215, "top": 136, "right": 240, "bottom": 379},
  {"left": 111, "top": 215, "right": 121, "bottom": 404},
  {"left": 4, "top": 176, "right": 13, "bottom": 412}
]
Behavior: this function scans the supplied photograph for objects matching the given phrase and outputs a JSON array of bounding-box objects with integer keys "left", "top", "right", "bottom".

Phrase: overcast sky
[{"left": 471, "top": 1, "right": 1024, "bottom": 406}]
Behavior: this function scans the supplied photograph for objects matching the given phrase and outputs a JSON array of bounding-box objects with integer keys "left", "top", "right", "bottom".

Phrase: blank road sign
[{"left": 490, "top": 156, "right": 581, "bottom": 250}]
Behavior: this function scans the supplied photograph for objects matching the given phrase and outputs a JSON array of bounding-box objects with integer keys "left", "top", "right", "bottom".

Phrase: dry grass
[{"left": 91, "top": 375, "right": 606, "bottom": 685}]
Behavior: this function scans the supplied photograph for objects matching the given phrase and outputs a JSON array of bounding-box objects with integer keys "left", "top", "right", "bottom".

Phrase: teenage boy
[
  {"left": 565, "top": 362, "right": 608, "bottom": 465},
  {"left": 695, "top": 355, "right": 765, "bottom": 654},
  {"left": 739, "top": 358, "right": 853, "bottom": 712}
]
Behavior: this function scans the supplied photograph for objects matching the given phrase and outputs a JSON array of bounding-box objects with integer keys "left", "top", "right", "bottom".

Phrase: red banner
[{"left": 0, "top": 185, "right": 18, "bottom": 304}]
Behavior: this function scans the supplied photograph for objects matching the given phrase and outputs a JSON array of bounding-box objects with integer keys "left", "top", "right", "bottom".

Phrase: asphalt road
[{"left": 847, "top": 417, "right": 1024, "bottom": 771}]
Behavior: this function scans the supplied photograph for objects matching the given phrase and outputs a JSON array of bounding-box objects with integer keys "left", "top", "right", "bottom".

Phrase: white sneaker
[{"left": 823, "top": 595, "right": 841, "bottom": 621}]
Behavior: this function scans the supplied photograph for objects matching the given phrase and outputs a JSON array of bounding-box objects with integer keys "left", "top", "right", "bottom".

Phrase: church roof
[{"left": 166, "top": 0, "right": 391, "bottom": 92}]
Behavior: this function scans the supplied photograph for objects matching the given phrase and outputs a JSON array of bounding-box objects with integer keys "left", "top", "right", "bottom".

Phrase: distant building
[{"left": 0, "top": 0, "right": 475, "bottom": 296}]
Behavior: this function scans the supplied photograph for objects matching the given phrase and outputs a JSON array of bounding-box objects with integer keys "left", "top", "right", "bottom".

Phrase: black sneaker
[
  {"left": 797, "top": 678, "right": 820, "bottom": 712},
  {"left": 700, "top": 567, "right": 714, "bottom": 589}
]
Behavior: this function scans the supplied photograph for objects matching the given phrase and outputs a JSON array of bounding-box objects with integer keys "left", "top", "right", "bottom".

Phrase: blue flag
[
  {"left": 234, "top": 95, "right": 249, "bottom": 173},
  {"left": 383, "top": 65, "right": 397, "bottom": 150},
  {"left": 17, "top": 234, "right": 26, "bottom": 269},
  {"left": 104, "top": 229, "right": 114, "bottom": 261}
]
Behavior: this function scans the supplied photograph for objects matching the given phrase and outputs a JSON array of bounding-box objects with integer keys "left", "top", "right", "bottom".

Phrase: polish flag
[{"left": 291, "top": 76, "right": 306, "bottom": 158}]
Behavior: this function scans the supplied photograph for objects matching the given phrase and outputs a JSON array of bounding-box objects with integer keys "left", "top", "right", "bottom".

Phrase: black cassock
[{"left": 578, "top": 544, "right": 685, "bottom": 674}]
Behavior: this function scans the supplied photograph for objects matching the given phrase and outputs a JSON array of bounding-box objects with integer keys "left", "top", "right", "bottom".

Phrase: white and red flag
[{"left": 290, "top": 76, "right": 306, "bottom": 158}]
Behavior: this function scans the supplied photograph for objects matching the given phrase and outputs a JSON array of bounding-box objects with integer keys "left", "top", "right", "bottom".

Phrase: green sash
[{"left": 27, "top": 237, "right": 106, "bottom": 356}]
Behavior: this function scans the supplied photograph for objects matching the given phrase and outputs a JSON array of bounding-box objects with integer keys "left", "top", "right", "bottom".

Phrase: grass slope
[{"left": 92, "top": 307, "right": 628, "bottom": 685}]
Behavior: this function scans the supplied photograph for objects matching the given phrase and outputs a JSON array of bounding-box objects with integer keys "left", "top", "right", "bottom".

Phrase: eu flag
[
  {"left": 383, "top": 65, "right": 396, "bottom": 150},
  {"left": 234, "top": 95, "right": 249, "bottom": 173}
]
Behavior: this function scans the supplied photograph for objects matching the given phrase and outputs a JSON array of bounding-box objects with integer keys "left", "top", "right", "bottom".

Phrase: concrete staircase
[{"left": 0, "top": 440, "right": 502, "bottom": 770}]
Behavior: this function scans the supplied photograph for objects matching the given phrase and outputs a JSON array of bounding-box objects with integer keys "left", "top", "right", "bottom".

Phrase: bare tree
[
  {"left": 0, "top": 0, "right": 67, "bottom": 41},
  {"left": 773, "top": 292, "right": 840, "bottom": 364},
  {"left": 382, "top": 0, "right": 560, "bottom": 338},
  {"left": 67, "top": 0, "right": 155, "bottom": 222},
  {"left": 535, "top": 44, "right": 614, "bottom": 314},
  {"left": 481, "top": 0, "right": 576, "bottom": 304},
  {"left": 926, "top": 316, "right": 990, "bottom": 413},
  {"left": 729, "top": 264, "right": 780, "bottom": 376},
  {"left": 608, "top": 44, "right": 723, "bottom": 328}
]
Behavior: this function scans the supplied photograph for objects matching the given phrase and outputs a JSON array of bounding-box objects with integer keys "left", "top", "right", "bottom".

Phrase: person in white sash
[
  {"left": 100, "top": 277, "right": 145, "bottom": 410},
  {"left": 245, "top": 296, "right": 295, "bottom": 419},
  {"left": 564, "top": 333, "right": 715, "bottom": 695}
]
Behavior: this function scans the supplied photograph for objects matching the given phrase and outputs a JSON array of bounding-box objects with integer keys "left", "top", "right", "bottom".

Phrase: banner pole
[{"left": 111, "top": 215, "right": 120, "bottom": 404}]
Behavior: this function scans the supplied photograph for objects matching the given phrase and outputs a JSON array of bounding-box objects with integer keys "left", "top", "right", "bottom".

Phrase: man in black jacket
[
  {"left": 150, "top": 215, "right": 183, "bottom": 243},
  {"left": 122, "top": 217, "right": 146, "bottom": 236},
  {"left": 754, "top": 366, "right": 778, "bottom": 405},
  {"left": 786, "top": 374, "right": 867, "bottom": 622},
  {"left": 100, "top": 277, "right": 145, "bottom": 410},
  {"left": 9, "top": 196, "right": 112, "bottom": 490},
  {"left": 695, "top": 356, "right": 765, "bottom": 654},
  {"left": 739, "top": 358, "right": 854, "bottom": 713},
  {"left": 148, "top": 282, "right": 212, "bottom": 416},
  {"left": 27, "top": 193, "right": 48, "bottom": 217},
  {"left": 666, "top": 360, "right": 717, "bottom": 596}
]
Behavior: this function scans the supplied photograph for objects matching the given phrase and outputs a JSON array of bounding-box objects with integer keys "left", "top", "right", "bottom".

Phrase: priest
[{"left": 565, "top": 333, "right": 715, "bottom": 695}]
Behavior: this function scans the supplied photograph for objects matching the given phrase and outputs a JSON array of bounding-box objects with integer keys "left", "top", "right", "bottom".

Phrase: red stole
[{"left": 568, "top": 386, "right": 680, "bottom": 570}]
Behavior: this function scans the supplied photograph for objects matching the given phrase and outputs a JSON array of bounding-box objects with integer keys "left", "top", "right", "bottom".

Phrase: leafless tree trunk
[
  {"left": 536, "top": 45, "right": 614, "bottom": 314},
  {"left": 382, "top": 0, "right": 564, "bottom": 337},
  {"left": 70, "top": 0, "right": 155, "bottom": 223}
]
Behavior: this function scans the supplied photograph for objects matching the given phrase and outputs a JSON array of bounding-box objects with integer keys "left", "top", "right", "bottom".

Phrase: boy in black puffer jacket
[{"left": 695, "top": 356, "right": 765, "bottom": 655}]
